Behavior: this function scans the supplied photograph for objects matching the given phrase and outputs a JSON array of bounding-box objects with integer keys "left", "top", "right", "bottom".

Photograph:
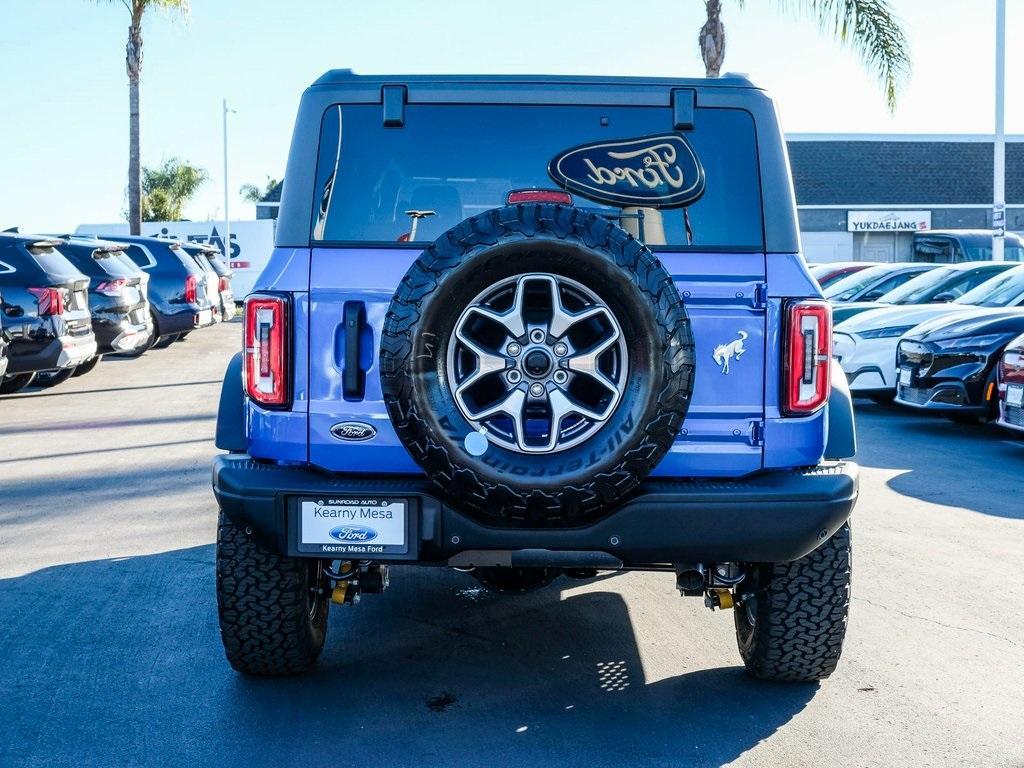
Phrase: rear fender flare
[
  {"left": 216, "top": 352, "right": 247, "bottom": 452},
  {"left": 825, "top": 360, "right": 857, "bottom": 460}
]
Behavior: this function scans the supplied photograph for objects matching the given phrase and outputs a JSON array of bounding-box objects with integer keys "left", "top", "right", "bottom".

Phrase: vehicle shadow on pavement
[
  {"left": 0, "top": 547, "right": 817, "bottom": 768},
  {"left": 854, "top": 401, "right": 1024, "bottom": 519}
]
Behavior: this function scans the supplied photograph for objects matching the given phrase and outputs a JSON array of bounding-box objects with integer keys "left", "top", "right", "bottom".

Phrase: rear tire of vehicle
[
  {"left": 72, "top": 356, "right": 101, "bottom": 377},
  {"left": 734, "top": 522, "right": 851, "bottom": 682},
  {"left": 381, "top": 203, "right": 695, "bottom": 526},
  {"left": 0, "top": 373, "right": 36, "bottom": 394},
  {"left": 215, "top": 510, "right": 329, "bottom": 676},
  {"left": 473, "top": 566, "right": 559, "bottom": 594},
  {"left": 34, "top": 368, "right": 76, "bottom": 388}
]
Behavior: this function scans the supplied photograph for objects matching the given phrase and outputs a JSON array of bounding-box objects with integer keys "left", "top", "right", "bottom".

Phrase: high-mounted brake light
[
  {"left": 96, "top": 278, "right": 127, "bottom": 297},
  {"left": 243, "top": 295, "right": 290, "bottom": 408},
  {"left": 28, "top": 287, "right": 65, "bottom": 316},
  {"left": 184, "top": 274, "right": 198, "bottom": 304},
  {"left": 506, "top": 189, "right": 573, "bottom": 206},
  {"left": 783, "top": 300, "right": 831, "bottom": 415}
]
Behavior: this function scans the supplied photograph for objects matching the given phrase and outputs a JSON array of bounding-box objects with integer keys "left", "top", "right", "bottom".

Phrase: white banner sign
[
  {"left": 75, "top": 219, "right": 274, "bottom": 297},
  {"left": 847, "top": 211, "right": 931, "bottom": 233}
]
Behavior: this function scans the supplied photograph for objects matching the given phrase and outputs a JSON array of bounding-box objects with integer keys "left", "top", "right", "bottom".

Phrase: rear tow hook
[{"left": 326, "top": 561, "right": 389, "bottom": 605}]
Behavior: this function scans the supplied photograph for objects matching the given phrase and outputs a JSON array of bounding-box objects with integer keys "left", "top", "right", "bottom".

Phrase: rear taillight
[
  {"left": 219, "top": 276, "right": 230, "bottom": 292},
  {"left": 96, "top": 278, "right": 127, "bottom": 297},
  {"left": 243, "top": 295, "right": 290, "bottom": 408},
  {"left": 783, "top": 300, "right": 832, "bottom": 415},
  {"left": 184, "top": 275, "right": 198, "bottom": 304},
  {"left": 28, "top": 287, "right": 65, "bottom": 316}
]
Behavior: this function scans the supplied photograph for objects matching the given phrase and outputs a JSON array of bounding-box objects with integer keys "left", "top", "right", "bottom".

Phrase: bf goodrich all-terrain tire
[
  {"left": 215, "top": 510, "right": 329, "bottom": 675},
  {"left": 734, "top": 523, "right": 852, "bottom": 682},
  {"left": 380, "top": 203, "right": 695, "bottom": 526}
]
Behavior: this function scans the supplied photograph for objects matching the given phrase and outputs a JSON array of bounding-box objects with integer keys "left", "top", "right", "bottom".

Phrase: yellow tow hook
[
  {"left": 705, "top": 588, "right": 735, "bottom": 611},
  {"left": 331, "top": 582, "right": 349, "bottom": 605}
]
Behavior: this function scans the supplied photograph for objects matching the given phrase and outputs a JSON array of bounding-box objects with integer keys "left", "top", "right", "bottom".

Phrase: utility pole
[
  {"left": 223, "top": 99, "right": 234, "bottom": 262},
  {"left": 993, "top": 0, "right": 1006, "bottom": 260}
]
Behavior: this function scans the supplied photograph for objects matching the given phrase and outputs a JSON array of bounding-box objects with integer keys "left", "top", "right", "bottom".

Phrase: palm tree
[
  {"left": 104, "top": 0, "right": 191, "bottom": 234},
  {"left": 698, "top": 0, "right": 910, "bottom": 111},
  {"left": 140, "top": 157, "right": 209, "bottom": 221}
]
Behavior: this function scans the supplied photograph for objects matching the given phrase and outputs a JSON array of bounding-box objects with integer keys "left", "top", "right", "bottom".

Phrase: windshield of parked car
[
  {"left": 876, "top": 265, "right": 974, "bottom": 305},
  {"left": 310, "top": 104, "right": 764, "bottom": 249},
  {"left": 823, "top": 264, "right": 895, "bottom": 300},
  {"left": 956, "top": 267, "right": 1024, "bottom": 307},
  {"left": 962, "top": 244, "right": 1024, "bottom": 262}
]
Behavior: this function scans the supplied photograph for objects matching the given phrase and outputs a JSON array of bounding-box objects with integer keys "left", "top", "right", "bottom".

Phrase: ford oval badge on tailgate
[
  {"left": 331, "top": 422, "right": 376, "bottom": 441},
  {"left": 548, "top": 133, "right": 705, "bottom": 208}
]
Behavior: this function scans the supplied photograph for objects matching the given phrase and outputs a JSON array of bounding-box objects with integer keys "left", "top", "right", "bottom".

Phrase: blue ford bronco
[{"left": 213, "top": 71, "right": 858, "bottom": 680}]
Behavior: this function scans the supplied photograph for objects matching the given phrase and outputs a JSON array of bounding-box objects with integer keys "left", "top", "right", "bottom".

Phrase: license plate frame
[
  {"left": 1008, "top": 384, "right": 1024, "bottom": 408},
  {"left": 294, "top": 496, "right": 413, "bottom": 557}
]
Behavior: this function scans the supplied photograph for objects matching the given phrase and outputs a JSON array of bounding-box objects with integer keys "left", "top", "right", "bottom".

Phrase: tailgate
[{"left": 306, "top": 248, "right": 765, "bottom": 477}]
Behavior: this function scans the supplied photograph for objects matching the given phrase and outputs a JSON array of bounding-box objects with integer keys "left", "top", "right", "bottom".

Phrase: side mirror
[
  {"left": 932, "top": 292, "right": 956, "bottom": 303},
  {"left": 862, "top": 289, "right": 885, "bottom": 301}
]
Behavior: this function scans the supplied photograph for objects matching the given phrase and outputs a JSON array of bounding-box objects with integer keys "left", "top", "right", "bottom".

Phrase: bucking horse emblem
[{"left": 712, "top": 331, "right": 748, "bottom": 374}]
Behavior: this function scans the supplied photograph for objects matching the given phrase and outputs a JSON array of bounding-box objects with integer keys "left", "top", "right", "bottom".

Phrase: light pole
[
  {"left": 223, "top": 99, "right": 236, "bottom": 262},
  {"left": 993, "top": 0, "right": 1006, "bottom": 261}
]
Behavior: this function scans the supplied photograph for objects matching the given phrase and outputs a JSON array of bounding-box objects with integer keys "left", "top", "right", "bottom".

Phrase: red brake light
[
  {"left": 219, "top": 276, "right": 230, "bottom": 292},
  {"left": 184, "top": 274, "right": 198, "bottom": 304},
  {"left": 28, "top": 287, "right": 65, "bottom": 316},
  {"left": 96, "top": 278, "right": 127, "bottom": 297},
  {"left": 783, "top": 300, "right": 832, "bottom": 415},
  {"left": 244, "top": 295, "right": 290, "bottom": 408},
  {"left": 506, "top": 189, "right": 573, "bottom": 206}
]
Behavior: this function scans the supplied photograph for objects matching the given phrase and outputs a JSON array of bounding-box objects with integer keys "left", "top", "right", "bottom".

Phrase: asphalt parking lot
[{"left": 2, "top": 320, "right": 1022, "bottom": 768}]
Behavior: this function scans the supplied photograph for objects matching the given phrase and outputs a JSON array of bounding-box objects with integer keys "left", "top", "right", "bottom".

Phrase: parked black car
[
  {"left": 79, "top": 234, "right": 218, "bottom": 353},
  {"left": 895, "top": 308, "right": 1024, "bottom": 422},
  {"left": 912, "top": 230, "right": 1024, "bottom": 263},
  {"left": 182, "top": 241, "right": 235, "bottom": 321},
  {"left": 0, "top": 234, "right": 97, "bottom": 393},
  {"left": 50, "top": 237, "right": 151, "bottom": 363}
]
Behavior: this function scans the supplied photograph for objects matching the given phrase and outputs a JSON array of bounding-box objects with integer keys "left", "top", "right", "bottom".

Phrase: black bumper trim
[{"left": 212, "top": 455, "right": 859, "bottom": 565}]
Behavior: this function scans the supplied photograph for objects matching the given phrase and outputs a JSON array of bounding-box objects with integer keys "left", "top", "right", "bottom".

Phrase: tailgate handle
[{"left": 343, "top": 302, "right": 367, "bottom": 400}]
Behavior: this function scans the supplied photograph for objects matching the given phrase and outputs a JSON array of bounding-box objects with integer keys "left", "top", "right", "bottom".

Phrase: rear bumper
[
  {"left": 212, "top": 455, "right": 859, "bottom": 566},
  {"left": 6, "top": 333, "right": 97, "bottom": 374}
]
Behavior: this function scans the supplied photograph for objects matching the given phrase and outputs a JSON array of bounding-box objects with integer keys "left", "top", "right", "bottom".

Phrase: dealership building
[{"left": 256, "top": 134, "right": 1024, "bottom": 263}]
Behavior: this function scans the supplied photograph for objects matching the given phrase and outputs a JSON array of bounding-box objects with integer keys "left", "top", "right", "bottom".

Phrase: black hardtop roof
[{"left": 310, "top": 70, "right": 758, "bottom": 90}]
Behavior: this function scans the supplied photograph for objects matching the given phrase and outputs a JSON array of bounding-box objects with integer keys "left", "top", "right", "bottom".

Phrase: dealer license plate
[
  {"left": 299, "top": 497, "right": 407, "bottom": 556},
  {"left": 1008, "top": 384, "right": 1024, "bottom": 408},
  {"left": 899, "top": 367, "right": 913, "bottom": 387}
]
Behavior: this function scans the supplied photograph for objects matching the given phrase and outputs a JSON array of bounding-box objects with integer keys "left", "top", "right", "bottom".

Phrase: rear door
[{"left": 305, "top": 99, "right": 766, "bottom": 477}]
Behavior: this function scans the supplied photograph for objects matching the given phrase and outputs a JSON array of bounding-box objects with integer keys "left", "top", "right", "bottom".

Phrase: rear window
[
  {"left": 26, "top": 245, "right": 83, "bottom": 280},
  {"left": 63, "top": 247, "right": 139, "bottom": 279},
  {"left": 310, "top": 104, "right": 764, "bottom": 250}
]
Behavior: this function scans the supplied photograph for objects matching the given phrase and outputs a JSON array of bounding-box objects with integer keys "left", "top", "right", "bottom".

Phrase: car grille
[
  {"left": 898, "top": 385, "right": 932, "bottom": 404},
  {"left": 1005, "top": 404, "right": 1024, "bottom": 428}
]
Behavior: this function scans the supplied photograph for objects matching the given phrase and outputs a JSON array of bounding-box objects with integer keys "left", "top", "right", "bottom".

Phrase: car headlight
[
  {"left": 857, "top": 325, "right": 916, "bottom": 339},
  {"left": 932, "top": 333, "right": 1009, "bottom": 351}
]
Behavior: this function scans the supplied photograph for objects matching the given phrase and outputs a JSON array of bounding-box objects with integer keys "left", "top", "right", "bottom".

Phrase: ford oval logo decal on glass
[
  {"left": 330, "top": 422, "right": 377, "bottom": 441},
  {"left": 548, "top": 133, "right": 706, "bottom": 209},
  {"left": 329, "top": 525, "right": 378, "bottom": 542}
]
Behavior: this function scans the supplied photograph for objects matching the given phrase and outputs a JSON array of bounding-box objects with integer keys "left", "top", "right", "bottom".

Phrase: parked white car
[{"left": 833, "top": 264, "right": 1024, "bottom": 399}]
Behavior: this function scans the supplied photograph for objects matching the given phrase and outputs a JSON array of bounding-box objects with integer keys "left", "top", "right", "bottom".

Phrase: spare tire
[{"left": 380, "top": 203, "right": 694, "bottom": 526}]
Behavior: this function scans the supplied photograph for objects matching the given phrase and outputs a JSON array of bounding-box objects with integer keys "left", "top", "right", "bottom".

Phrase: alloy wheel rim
[{"left": 446, "top": 273, "right": 628, "bottom": 454}]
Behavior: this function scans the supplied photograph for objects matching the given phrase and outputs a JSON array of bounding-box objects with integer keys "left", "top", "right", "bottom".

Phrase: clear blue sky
[{"left": 1, "top": 0, "right": 1020, "bottom": 233}]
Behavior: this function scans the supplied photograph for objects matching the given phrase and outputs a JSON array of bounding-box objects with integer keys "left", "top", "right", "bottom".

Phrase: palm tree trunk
[
  {"left": 699, "top": 0, "right": 726, "bottom": 78},
  {"left": 126, "top": 20, "right": 143, "bottom": 234}
]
